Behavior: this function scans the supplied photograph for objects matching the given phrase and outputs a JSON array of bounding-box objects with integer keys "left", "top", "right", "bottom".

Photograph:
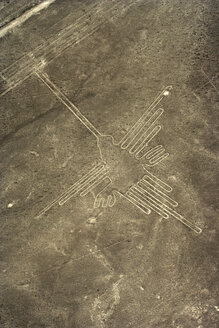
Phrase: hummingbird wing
[
  {"left": 36, "top": 162, "right": 109, "bottom": 218},
  {"left": 119, "top": 86, "right": 172, "bottom": 165},
  {"left": 122, "top": 169, "right": 202, "bottom": 234}
]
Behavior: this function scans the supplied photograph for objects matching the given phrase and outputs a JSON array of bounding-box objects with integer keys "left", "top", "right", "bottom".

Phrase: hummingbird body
[{"left": 97, "top": 135, "right": 144, "bottom": 194}]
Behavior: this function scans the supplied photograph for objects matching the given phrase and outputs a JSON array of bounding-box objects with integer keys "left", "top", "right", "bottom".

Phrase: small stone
[
  {"left": 30, "top": 151, "right": 39, "bottom": 157},
  {"left": 87, "top": 217, "right": 97, "bottom": 224},
  {"left": 7, "top": 203, "right": 14, "bottom": 208}
]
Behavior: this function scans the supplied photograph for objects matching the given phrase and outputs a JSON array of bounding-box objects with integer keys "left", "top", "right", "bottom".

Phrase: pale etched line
[
  {"left": 133, "top": 125, "right": 162, "bottom": 156},
  {"left": 128, "top": 109, "right": 164, "bottom": 153},
  {"left": 145, "top": 145, "right": 164, "bottom": 160},
  {"left": 99, "top": 196, "right": 109, "bottom": 208},
  {"left": 145, "top": 145, "right": 163, "bottom": 159},
  {"left": 120, "top": 86, "right": 172, "bottom": 147},
  {"left": 93, "top": 190, "right": 117, "bottom": 208},
  {"left": 138, "top": 180, "right": 178, "bottom": 207},
  {"left": 141, "top": 125, "right": 162, "bottom": 146},
  {"left": 201, "top": 68, "right": 219, "bottom": 94},
  {"left": 36, "top": 2, "right": 103, "bottom": 57},
  {"left": 143, "top": 175, "right": 172, "bottom": 193},
  {"left": 79, "top": 170, "right": 108, "bottom": 197},
  {"left": 107, "top": 191, "right": 117, "bottom": 207},
  {"left": 107, "top": 195, "right": 113, "bottom": 207},
  {"left": 2, "top": 65, "right": 39, "bottom": 94},
  {"left": 2, "top": 0, "right": 109, "bottom": 76},
  {"left": 128, "top": 188, "right": 168, "bottom": 218},
  {"left": 124, "top": 107, "right": 164, "bottom": 152},
  {"left": 0, "top": 3, "right": 107, "bottom": 94},
  {"left": 134, "top": 185, "right": 202, "bottom": 233},
  {"left": 0, "top": 0, "right": 56, "bottom": 38},
  {"left": 122, "top": 192, "right": 151, "bottom": 215},
  {"left": 92, "top": 178, "right": 114, "bottom": 208},
  {"left": 37, "top": 0, "right": 135, "bottom": 65},
  {"left": 58, "top": 164, "right": 106, "bottom": 203},
  {"left": 0, "top": 0, "right": 140, "bottom": 96},
  {"left": 0, "top": 1, "right": 43, "bottom": 30},
  {"left": 5, "top": 238, "right": 128, "bottom": 282},
  {"left": 1, "top": 57, "right": 36, "bottom": 84},
  {"left": 81, "top": 175, "right": 112, "bottom": 197},
  {"left": 0, "top": 240, "right": 130, "bottom": 295},
  {"left": 0, "top": 73, "right": 31, "bottom": 98},
  {"left": 194, "top": 80, "right": 212, "bottom": 93},
  {"left": 135, "top": 184, "right": 171, "bottom": 214},
  {"left": 165, "top": 206, "right": 202, "bottom": 233},
  {"left": 34, "top": 4, "right": 107, "bottom": 62},
  {"left": 126, "top": 189, "right": 169, "bottom": 219},
  {"left": 0, "top": 1, "right": 100, "bottom": 76},
  {"left": 143, "top": 171, "right": 172, "bottom": 193},
  {"left": 91, "top": 175, "right": 112, "bottom": 197},
  {"left": 94, "top": 196, "right": 102, "bottom": 209},
  {"left": 83, "top": 175, "right": 111, "bottom": 199},
  {"left": 3, "top": 21, "right": 99, "bottom": 84},
  {"left": 3, "top": 53, "right": 38, "bottom": 81},
  {"left": 41, "top": 0, "right": 108, "bottom": 48},
  {"left": 128, "top": 106, "right": 164, "bottom": 153},
  {"left": 41, "top": 22, "right": 102, "bottom": 64},
  {"left": 149, "top": 152, "right": 169, "bottom": 166},
  {"left": 45, "top": 238, "right": 129, "bottom": 274},
  {"left": 35, "top": 71, "right": 101, "bottom": 138},
  {"left": 0, "top": 24, "right": 101, "bottom": 98},
  {"left": 136, "top": 144, "right": 168, "bottom": 164},
  {"left": 0, "top": 2, "right": 31, "bottom": 24},
  {"left": 130, "top": 186, "right": 169, "bottom": 219},
  {"left": 50, "top": 1, "right": 101, "bottom": 31},
  {"left": 36, "top": 163, "right": 103, "bottom": 217},
  {"left": 192, "top": 92, "right": 201, "bottom": 102},
  {"left": 1, "top": 0, "right": 125, "bottom": 81},
  {"left": 59, "top": 165, "right": 107, "bottom": 205}
]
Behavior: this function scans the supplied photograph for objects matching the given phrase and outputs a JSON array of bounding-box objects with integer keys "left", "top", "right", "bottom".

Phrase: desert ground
[{"left": 0, "top": 1, "right": 218, "bottom": 327}]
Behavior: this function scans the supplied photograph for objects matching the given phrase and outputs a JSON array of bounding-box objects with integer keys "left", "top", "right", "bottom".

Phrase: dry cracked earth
[{"left": 0, "top": 1, "right": 218, "bottom": 327}]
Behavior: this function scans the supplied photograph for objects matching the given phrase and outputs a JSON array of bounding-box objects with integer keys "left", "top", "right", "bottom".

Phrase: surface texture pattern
[{"left": 0, "top": 1, "right": 218, "bottom": 327}]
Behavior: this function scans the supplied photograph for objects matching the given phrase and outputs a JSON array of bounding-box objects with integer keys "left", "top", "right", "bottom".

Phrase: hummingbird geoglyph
[{"left": 35, "top": 71, "right": 202, "bottom": 234}]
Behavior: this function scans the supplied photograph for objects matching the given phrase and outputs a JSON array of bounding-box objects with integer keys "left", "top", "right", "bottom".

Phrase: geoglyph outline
[
  {"left": 0, "top": 0, "right": 202, "bottom": 234},
  {"left": 35, "top": 71, "right": 202, "bottom": 234}
]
